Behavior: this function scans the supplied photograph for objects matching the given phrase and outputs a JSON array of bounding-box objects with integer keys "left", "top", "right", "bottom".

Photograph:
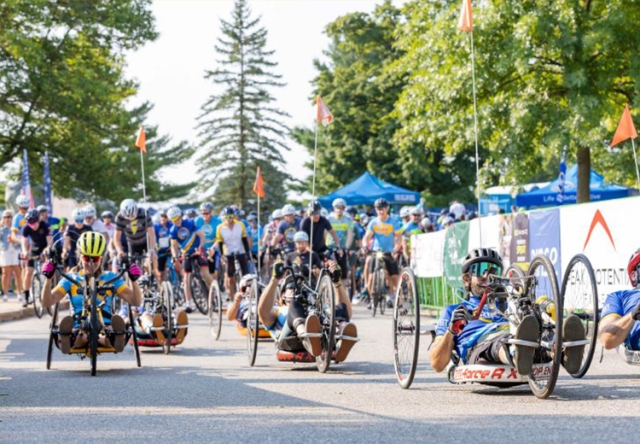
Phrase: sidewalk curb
[{"left": 0, "top": 301, "right": 70, "bottom": 323}]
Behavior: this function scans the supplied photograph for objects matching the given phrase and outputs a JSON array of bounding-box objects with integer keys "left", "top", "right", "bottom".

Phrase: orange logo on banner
[{"left": 583, "top": 209, "right": 616, "bottom": 252}]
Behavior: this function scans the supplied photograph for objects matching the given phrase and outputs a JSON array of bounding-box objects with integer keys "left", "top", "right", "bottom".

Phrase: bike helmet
[
  {"left": 628, "top": 249, "right": 640, "bottom": 288},
  {"left": 222, "top": 207, "right": 235, "bottom": 217},
  {"left": 346, "top": 206, "right": 357, "bottom": 216},
  {"left": 332, "top": 198, "right": 347, "bottom": 208},
  {"left": 238, "top": 208, "right": 246, "bottom": 218},
  {"left": 399, "top": 206, "right": 410, "bottom": 218},
  {"left": 71, "top": 208, "right": 84, "bottom": 222},
  {"left": 185, "top": 208, "right": 197, "bottom": 218},
  {"left": 421, "top": 217, "right": 433, "bottom": 229},
  {"left": 361, "top": 215, "right": 369, "bottom": 225},
  {"left": 461, "top": 248, "right": 503, "bottom": 275},
  {"left": 84, "top": 205, "right": 96, "bottom": 218},
  {"left": 166, "top": 206, "right": 182, "bottom": 221},
  {"left": 101, "top": 210, "right": 113, "bottom": 218},
  {"left": 25, "top": 208, "right": 39, "bottom": 224},
  {"left": 272, "top": 209, "right": 283, "bottom": 219},
  {"left": 120, "top": 199, "right": 138, "bottom": 221},
  {"left": 410, "top": 206, "right": 422, "bottom": 216},
  {"left": 374, "top": 198, "right": 389, "bottom": 209},
  {"left": 15, "top": 195, "right": 30, "bottom": 209},
  {"left": 247, "top": 213, "right": 257, "bottom": 222},
  {"left": 293, "top": 231, "right": 309, "bottom": 242},
  {"left": 77, "top": 231, "right": 107, "bottom": 257},
  {"left": 199, "top": 202, "right": 214, "bottom": 213},
  {"left": 37, "top": 205, "right": 48, "bottom": 213},
  {"left": 239, "top": 274, "right": 257, "bottom": 292},
  {"left": 308, "top": 200, "right": 322, "bottom": 214},
  {"left": 281, "top": 204, "right": 296, "bottom": 216}
]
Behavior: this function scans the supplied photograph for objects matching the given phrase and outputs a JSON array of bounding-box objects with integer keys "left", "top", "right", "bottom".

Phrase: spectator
[
  {"left": 0, "top": 210, "right": 23, "bottom": 301},
  {"left": 421, "top": 217, "right": 435, "bottom": 233},
  {"left": 441, "top": 216, "right": 455, "bottom": 230},
  {"left": 449, "top": 199, "right": 466, "bottom": 220}
]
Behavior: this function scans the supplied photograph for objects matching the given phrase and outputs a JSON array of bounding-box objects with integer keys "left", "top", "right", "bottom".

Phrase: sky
[{"left": 125, "top": 0, "right": 406, "bottom": 197}]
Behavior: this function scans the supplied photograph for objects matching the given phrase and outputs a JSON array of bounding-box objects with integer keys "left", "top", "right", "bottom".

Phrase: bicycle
[
  {"left": 369, "top": 250, "right": 388, "bottom": 317},
  {"left": 185, "top": 252, "right": 209, "bottom": 315},
  {"left": 25, "top": 253, "right": 51, "bottom": 318},
  {"left": 166, "top": 255, "right": 185, "bottom": 308}
]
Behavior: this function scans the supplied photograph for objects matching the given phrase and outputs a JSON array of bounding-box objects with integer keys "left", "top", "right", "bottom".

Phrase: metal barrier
[{"left": 417, "top": 276, "right": 460, "bottom": 315}]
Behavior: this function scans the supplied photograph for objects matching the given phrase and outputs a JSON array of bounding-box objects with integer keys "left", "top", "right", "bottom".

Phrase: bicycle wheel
[
  {"left": 46, "top": 302, "right": 60, "bottom": 370},
  {"left": 32, "top": 273, "right": 44, "bottom": 319},
  {"left": 161, "top": 282, "right": 173, "bottom": 354},
  {"left": 246, "top": 278, "right": 260, "bottom": 366},
  {"left": 127, "top": 303, "right": 142, "bottom": 367},
  {"left": 315, "top": 273, "right": 336, "bottom": 373},
  {"left": 190, "top": 272, "right": 209, "bottom": 315},
  {"left": 526, "top": 254, "right": 562, "bottom": 399},
  {"left": 393, "top": 267, "right": 420, "bottom": 389},
  {"left": 89, "top": 278, "right": 99, "bottom": 376},
  {"left": 208, "top": 280, "right": 223, "bottom": 341},
  {"left": 378, "top": 268, "right": 386, "bottom": 316},
  {"left": 561, "top": 254, "right": 599, "bottom": 379}
]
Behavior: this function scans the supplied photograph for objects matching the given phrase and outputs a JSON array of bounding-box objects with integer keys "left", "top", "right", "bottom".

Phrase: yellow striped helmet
[{"left": 77, "top": 232, "right": 106, "bottom": 257}]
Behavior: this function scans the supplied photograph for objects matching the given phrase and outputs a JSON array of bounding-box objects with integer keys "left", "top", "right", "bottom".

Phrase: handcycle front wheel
[
  {"left": 315, "top": 272, "right": 336, "bottom": 373},
  {"left": 208, "top": 280, "right": 223, "bottom": 341},
  {"left": 246, "top": 278, "right": 260, "bottom": 366},
  {"left": 32, "top": 273, "right": 44, "bottom": 319},
  {"left": 46, "top": 302, "right": 60, "bottom": 370},
  {"left": 161, "top": 282, "right": 173, "bottom": 355},
  {"left": 393, "top": 267, "right": 420, "bottom": 389}
]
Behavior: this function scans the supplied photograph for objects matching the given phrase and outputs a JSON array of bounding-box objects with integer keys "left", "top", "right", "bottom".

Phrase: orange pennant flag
[
  {"left": 135, "top": 126, "right": 146, "bottom": 153},
  {"left": 253, "top": 166, "right": 265, "bottom": 198},
  {"left": 610, "top": 104, "right": 638, "bottom": 148},
  {"left": 457, "top": 0, "right": 473, "bottom": 32},
  {"left": 316, "top": 95, "right": 334, "bottom": 126}
]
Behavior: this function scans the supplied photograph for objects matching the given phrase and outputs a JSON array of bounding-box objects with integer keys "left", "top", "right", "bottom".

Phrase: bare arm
[
  {"left": 329, "top": 229, "right": 340, "bottom": 248},
  {"left": 271, "top": 233, "right": 283, "bottom": 247},
  {"left": 114, "top": 229, "right": 124, "bottom": 255},
  {"left": 599, "top": 314, "right": 636, "bottom": 350},
  {"left": 258, "top": 276, "right": 280, "bottom": 326},
  {"left": 21, "top": 236, "right": 29, "bottom": 256},
  {"left": 118, "top": 282, "right": 142, "bottom": 307},
  {"left": 430, "top": 333, "right": 454, "bottom": 372},
  {"left": 227, "top": 292, "right": 243, "bottom": 321},
  {"left": 362, "top": 231, "right": 373, "bottom": 249},
  {"left": 42, "top": 283, "right": 66, "bottom": 308}
]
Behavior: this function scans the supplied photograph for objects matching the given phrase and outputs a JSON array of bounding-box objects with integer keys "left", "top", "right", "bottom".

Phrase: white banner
[
  {"left": 412, "top": 230, "right": 445, "bottom": 278},
  {"left": 468, "top": 214, "right": 500, "bottom": 252}
]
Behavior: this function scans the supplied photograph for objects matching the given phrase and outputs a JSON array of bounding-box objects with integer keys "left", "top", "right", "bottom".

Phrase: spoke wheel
[
  {"left": 315, "top": 273, "right": 336, "bottom": 373},
  {"left": 32, "top": 274, "right": 44, "bottom": 319},
  {"left": 393, "top": 267, "right": 420, "bottom": 389},
  {"left": 128, "top": 303, "right": 142, "bottom": 367},
  {"left": 246, "top": 278, "right": 260, "bottom": 366},
  {"left": 190, "top": 273, "right": 209, "bottom": 315},
  {"left": 526, "top": 255, "right": 562, "bottom": 399},
  {"left": 46, "top": 302, "right": 60, "bottom": 370},
  {"left": 378, "top": 268, "right": 386, "bottom": 316},
  {"left": 208, "top": 280, "right": 223, "bottom": 341},
  {"left": 561, "top": 254, "right": 599, "bottom": 379},
  {"left": 161, "top": 282, "right": 173, "bottom": 354}
]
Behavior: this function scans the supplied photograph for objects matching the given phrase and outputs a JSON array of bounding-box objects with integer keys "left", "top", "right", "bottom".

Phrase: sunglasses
[
  {"left": 74, "top": 219, "right": 84, "bottom": 223},
  {"left": 224, "top": 215, "right": 235, "bottom": 219},
  {"left": 81, "top": 255, "right": 101, "bottom": 263},
  {"left": 2, "top": 216, "right": 11, "bottom": 219},
  {"left": 469, "top": 262, "right": 502, "bottom": 277}
]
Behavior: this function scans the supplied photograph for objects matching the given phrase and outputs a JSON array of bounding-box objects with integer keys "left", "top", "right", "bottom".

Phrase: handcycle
[
  {"left": 46, "top": 266, "right": 142, "bottom": 376},
  {"left": 392, "top": 254, "right": 589, "bottom": 399}
]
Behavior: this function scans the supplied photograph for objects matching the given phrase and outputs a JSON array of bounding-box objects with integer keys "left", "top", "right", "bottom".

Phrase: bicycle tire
[
  {"left": 89, "top": 277, "right": 99, "bottom": 376},
  {"left": 526, "top": 254, "right": 562, "bottom": 399},
  {"left": 208, "top": 280, "right": 223, "bottom": 341},
  {"left": 128, "top": 303, "right": 142, "bottom": 367},
  {"left": 316, "top": 272, "right": 336, "bottom": 373},
  {"left": 393, "top": 267, "right": 420, "bottom": 389},
  {"left": 378, "top": 268, "right": 386, "bottom": 316},
  {"left": 32, "top": 273, "right": 44, "bottom": 319},
  {"left": 561, "top": 254, "right": 599, "bottom": 379},
  {"left": 247, "top": 278, "right": 260, "bottom": 366},
  {"left": 190, "top": 271, "right": 209, "bottom": 315},
  {"left": 162, "top": 282, "right": 173, "bottom": 354},
  {"left": 46, "top": 302, "right": 60, "bottom": 370}
]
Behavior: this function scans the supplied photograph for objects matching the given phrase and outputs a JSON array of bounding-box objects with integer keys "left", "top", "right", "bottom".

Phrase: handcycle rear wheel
[
  {"left": 315, "top": 273, "right": 336, "bottom": 373},
  {"left": 561, "top": 253, "right": 599, "bottom": 379},
  {"left": 46, "top": 302, "right": 60, "bottom": 370},
  {"left": 247, "top": 278, "right": 260, "bottom": 366},
  {"left": 526, "top": 254, "right": 562, "bottom": 399},
  {"left": 161, "top": 282, "right": 173, "bottom": 354},
  {"left": 393, "top": 267, "right": 420, "bottom": 389},
  {"left": 32, "top": 273, "right": 44, "bottom": 319},
  {"left": 208, "top": 280, "right": 223, "bottom": 341}
]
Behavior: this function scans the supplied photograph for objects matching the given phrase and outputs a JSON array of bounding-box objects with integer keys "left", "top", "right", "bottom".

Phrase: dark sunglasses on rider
[
  {"left": 469, "top": 262, "right": 502, "bottom": 278},
  {"left": 201, "top": 212, "right": 211, "bottom": 216},
  {"left": 224, "top": 215, "right": 234, "bottom": 219},
  {"left": 81, "top": 255, "right": 101, "bottom": 263}
]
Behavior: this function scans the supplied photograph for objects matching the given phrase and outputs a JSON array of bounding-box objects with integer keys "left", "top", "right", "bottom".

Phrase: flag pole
[
  {"left": 469, "top": 30, "right": 482, "bottom": 247},
  {"left": 632, "top": 138, "right": 640, "bottom": 192},
  {"left": 139, "top": 149, "right": 147, "bottom": 204},
  {"left": 257, "top": 191, "right": 261, "bottom": 279}
]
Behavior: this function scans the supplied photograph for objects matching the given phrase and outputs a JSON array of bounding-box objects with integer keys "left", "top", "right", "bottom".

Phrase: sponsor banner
[
  {"left": 529, "top": 209, "right": 561, "bottom": 278},
  {"left": 444, "top": 222, "right": 470, "bottom": 287},
  {"left": 510, "top": 212, "right": 530, "bottom": 268},
  {"left": 560, "top": 196, "right": 640, "bottom": 304},
  {"left": 468, "top": 215, "right": 500, "bottom": 252},
  {"left": 411, "top": 230, "right": 445, "bottom": 278}
]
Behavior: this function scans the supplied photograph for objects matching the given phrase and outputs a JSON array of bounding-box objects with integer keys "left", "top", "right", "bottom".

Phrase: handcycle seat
[
  {"left": 236, "top": 322, "right": 272, "bottom": 338},
  {"left": 68, "top": 346, "right": 116, "bottom": 355},
  {"left": 276, "top": 349, "right": 337, "bottom": 363}
]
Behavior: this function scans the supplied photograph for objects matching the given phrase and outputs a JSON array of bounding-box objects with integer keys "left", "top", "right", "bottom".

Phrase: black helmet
[
  {"left": 461, "top": 248, "right": 503, "bottom": 274},
  {"left": 308, "top": 200, "right": 322, "bottom": 213},
  {"left": 222, "top": 206, "right": 235, "bottom": 217},
  {"left": 374, "top": 198, "right": 389, "bottom": 208},
  {"left": 346, "top": 206, "right": 357, "bottom": 216},
  {"left": 26, "top": 209, "right": 40, "bottom": 223}
]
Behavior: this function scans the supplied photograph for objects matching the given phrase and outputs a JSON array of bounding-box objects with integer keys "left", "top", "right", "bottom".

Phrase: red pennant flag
[
  {"left": 135, "top": 126, "right": 146, "bottom": 153},
  {"left": 316, "top": 95, "right": 334, "bottom": 126},
  {"left": 457, "top": 0, "right": 473, "bottom": 32},
  {"left": 253, "top": 166, "right": 265, "bottom": 198},
  {"left": 610, "top": 104, "right": 638, "bottom": 148}
]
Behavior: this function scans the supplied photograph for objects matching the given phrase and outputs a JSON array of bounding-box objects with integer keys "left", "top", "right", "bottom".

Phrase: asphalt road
[{"left": 2, "top": 306, "right": 640, "bottom": 444}]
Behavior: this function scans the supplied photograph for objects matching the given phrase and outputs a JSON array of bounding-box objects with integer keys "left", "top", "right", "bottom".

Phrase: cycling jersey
[
  {"left": 277, "top": 218, "right": 301, "bottom": 252},
  {"left": 45, "top": 216, "right": 62, "bottom": 240},
  {"left": 327, "top": 215, "right": 353, "bottom": 249},
  {"left": 264, "top": 305, "right": 289, "bottom": 340},
  {"left": 247, "top": 224, "right": 263, "bottom": 254},
  {"left": 195, "top": 215, "right": 221, "bottom": 249},
  {"left": 367, "top": 216, "right": 402, "bottom": 252},
  {"left": 602, "top": 289, "right": 640, "bottom": 350},
  {"left": 353, "top": 223, "right": 365, "bottom": 244},
  {"left": 401, "top": 221, "right": 422, "bottom": 250},
  {"left": 115, "top": 208, "right": 152, "bottom": 249},
  {"left": 170, "top": 219, "right": 201, "bottom": 255},
  {"left": 64, "top": 224, "right": 93, "bottom": 254},
  {"left": 88, "top": 219, "right": 110, "bottom": 239},
  {"left": 215, "top": 221, "right": 247, "bottom": 255},
  {"left": 154, "top": 221, "right": 174, "bottom": 253},
  {"left": 286, "top": 251, "right": 322, "bottom": 270},
  {"left": 436, "top": 296, "right": 507, "bottom": 363},
  {"left": 102, "top": 222, "right": 116, "bottom": 241},
  {"left": 11, "top": 212, "right": 27, "bottom": 235},
  {"left": 301, "top": 216, "right": 333, "bottom": 254},
  {"left": 22, "top": 221, "right": 51, "bottom": 250},
  {"left": 55, "top": 270, "right": 127, "bottom": 327}
]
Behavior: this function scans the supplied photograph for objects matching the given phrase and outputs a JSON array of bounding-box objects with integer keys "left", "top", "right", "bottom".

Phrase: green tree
[
  {"left": 0, "top": 0, "right": 191, "bottom": 202},
  {"left": 394, "top": 0, "right": 640, "bottom": 202},
  {"left": 196, "top": 0, "right": 290, "bottom": 213}
]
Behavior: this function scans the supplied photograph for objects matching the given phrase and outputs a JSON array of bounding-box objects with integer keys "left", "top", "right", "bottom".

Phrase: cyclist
[
  {"left": 10, "top": 195, "right": 30, "bottom": 243},
  {"left": 246, "top": 213, "right": 263, "bottom": 271},
  {"left": 212, "top": 207, "right": 251, "bottom": 295},
  {"left": 301, "top": 200, "right": 341, "bottom": 256},
  {"left": 361, "top": 198, "right": 402, "bottom": 308},
  {"left": 327, "top": 198, "right": 354, "bottom": 288},
  {"left": 113, "top": 199, "right": 158, "bottom": 279},
  {"left": 153, "top": 209, "right": 174, "bottom": 285},
  {"left": 41, "top": 232, "right": 142, "bottom": 354},
  {"left": 185, "top": 208, "right": 197, "bottom": 220},
  {"left": 84, "top": 205, "right": 110, "bottom": 244},
  {"left": 430, "top": 248, "right": 586, "bottom": 375},
  {"left": 167, "top": 206, "right": 210, "bottom": 313},
  {"left": 62, "top": 208, "right": 93, "bottom": 269},
  {"left": 257, "top": 256, "right": 358, "bottom": 362},
  {"left": 272, "top": 204, "right": 300, "bottom": 253},
  {"left": 262, "top": 209, "right": 283, "bottom": 277},
  {"left": 195, "top": 202, "right": 221, "bottom": 279},
  {"left": 20, "top": 209, "right": 53, "bottom": 307},
  {"left": 400, "top": 206, "right": 424, "bottom": 265},
  {"left": 37, "top": 205, "right": 62, "bottom": 243}
]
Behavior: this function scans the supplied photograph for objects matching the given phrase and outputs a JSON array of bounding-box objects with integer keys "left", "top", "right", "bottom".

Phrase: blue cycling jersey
[
  {"left": 264, "top": 306, "right": 289, "bottom": 340},
  {"left": 602, "top": 289, "right": 640, "bottom": 350},
  {"left": 195, "top": 215, "right": 221, "bottom": 249},
  {"left": 154, "top": 221, "right": 174, "bottom": 253},
  {"left": 169, "top": 219, "right": 201, "bottom": 254},
  {"left": 247, "top": 224, "right": 263, "bottom": 254},
  {"left": 367, "top": 215, "right": 402, "bottom": 252}
]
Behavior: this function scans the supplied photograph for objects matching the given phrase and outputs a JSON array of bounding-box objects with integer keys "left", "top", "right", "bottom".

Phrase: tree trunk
[{"left": 576, "top": 146, "right": 591, "bottom": 203}]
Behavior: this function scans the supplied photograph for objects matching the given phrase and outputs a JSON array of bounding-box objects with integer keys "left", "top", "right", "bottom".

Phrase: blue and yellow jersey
[
  {"left": 195, "top": 215, "right": 221, "bottom": 249},
  {"left": 11, "top": 212, "right": 26, "bottom": 234},
  {"left": 154, "top": 221, "right": 174, "bottom": 253},
  {"left": 170, "top": 219, "right": 201, "bottom": 254},
  {"left": 55, "top": 271, "right": 127, "bottom": 327},
  {"left": 602, "top": 289, "right": 640, "bottom": 350},
  {"left": 400, "top": 221, "right": 422, "bottom": 249},
  {"left": 327, "top": 215, "right": 353, "bottom": 249},
  {"left": 435, "top": 296, "right": 508, "bottom": 363},
  {"left": 264, "top": 305, "right": 288, "bottom": 340},
  {"left": 367, "top": 215, "right": 403, "bottom": 252}
]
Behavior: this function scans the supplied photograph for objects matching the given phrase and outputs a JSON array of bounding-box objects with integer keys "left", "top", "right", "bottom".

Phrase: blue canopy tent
[
  {"left": 516, "top": 164, "right": 632, "bottom": 208},
  {"left": 317, "top": 172, "right": 420, "bottom": 207}
]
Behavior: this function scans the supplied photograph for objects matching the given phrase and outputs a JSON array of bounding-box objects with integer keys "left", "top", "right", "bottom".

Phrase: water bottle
[{"left": 536, "top": 295, "right": 556, "bottom": 322}]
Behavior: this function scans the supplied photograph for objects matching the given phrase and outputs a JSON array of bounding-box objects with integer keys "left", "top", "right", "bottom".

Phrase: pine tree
[{"left": 196, "top": 0, "right": 290, "bottom": 214}]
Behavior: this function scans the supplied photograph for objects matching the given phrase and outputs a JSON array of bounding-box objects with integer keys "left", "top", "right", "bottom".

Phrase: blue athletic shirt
[
  {"left": 170, "top": 219, "right": 201, "bottom": 254},
  {"left": 436, "top": 296, "right": 508, "bottom": 363},
  {"left": 367, "top": 215, "right": 403, "bottom": 252},
  {"left": 195, "top": 215, "right": 221, "bottom": 249},
  {"left": 46, "top": 216, "right": 62, "bottom": 241},
  {"left": 154, "top": 221, "right": 174, "bottom": 254},
  {"left": 602, "top": 289, "right": 640, "bottom": 350},
  {"left": 11, "top": 212, "right": 26, "bottom": 235},
  {"left": 401, "top": 220, "right": 423, "bottom": 249},
  {"left": 55, "top": 271, "right": 127, "bottom": 327},
  {"left": 247, "top": 224, "right": 263, "bottom": 254},
  {"left": 353, "top": 223, "right": 365, "bottom": 243},
  {"left": 264, "top": 305, "right": 289, "bottom": 340},
  {"left": 327, "top": 215, "right": 353, "bottom": 249},
  {"left": 277, "top": 218, "right": 301, "bottom": 252}
]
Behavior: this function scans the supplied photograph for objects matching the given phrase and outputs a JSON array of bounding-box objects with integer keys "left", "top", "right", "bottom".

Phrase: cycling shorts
[
  {"left": 368, "top": 252, "right": 398, "bottom": 276},
  {"left": 184, "top": 254, "right": 208, "bottom": 274}
]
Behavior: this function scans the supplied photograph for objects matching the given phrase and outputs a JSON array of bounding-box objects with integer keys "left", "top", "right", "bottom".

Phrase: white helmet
[
  {"left": 320, "top": 208, "right": 328, "bottom": 218},
  {"left": 282, "top": 204, "right": 296, "bottom": 216},
  {"left": 421, "top": 217, "right": 433, "bottom": 229},
  {"left": 15, "top": 195, "right": 30, "bottom": 209},
  {"left": 400, "top": 206, "right": 410, "bottom": 218},
  {"left": 332, "top": 198, "right": 347, "bottom": 208},
  {"left": 361, "top": 214, "right": 369, "bottom": 225},
  {"left": 410, "top": 206, "right": 422, "bottom": 216},
  {"left": 271, "top": 209, "right": 283, "bottom": 219},
  {"left": 72, "top": 208, "right": 85, "bottom": 221},
  {"left": 239, "top": 274, "right": 257, "bottom": 291},
  {"left": 119, "top": 199, "right": 138, "bottom": 221},
  {"left": 293, "top": 231, "right": 309, "bottom": 242},
  {"left": 84, "top": 205, "right": 96, "bottom": 218},
  {"left": 166, "top": 206, "right": 182, "bottom": 221}
]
